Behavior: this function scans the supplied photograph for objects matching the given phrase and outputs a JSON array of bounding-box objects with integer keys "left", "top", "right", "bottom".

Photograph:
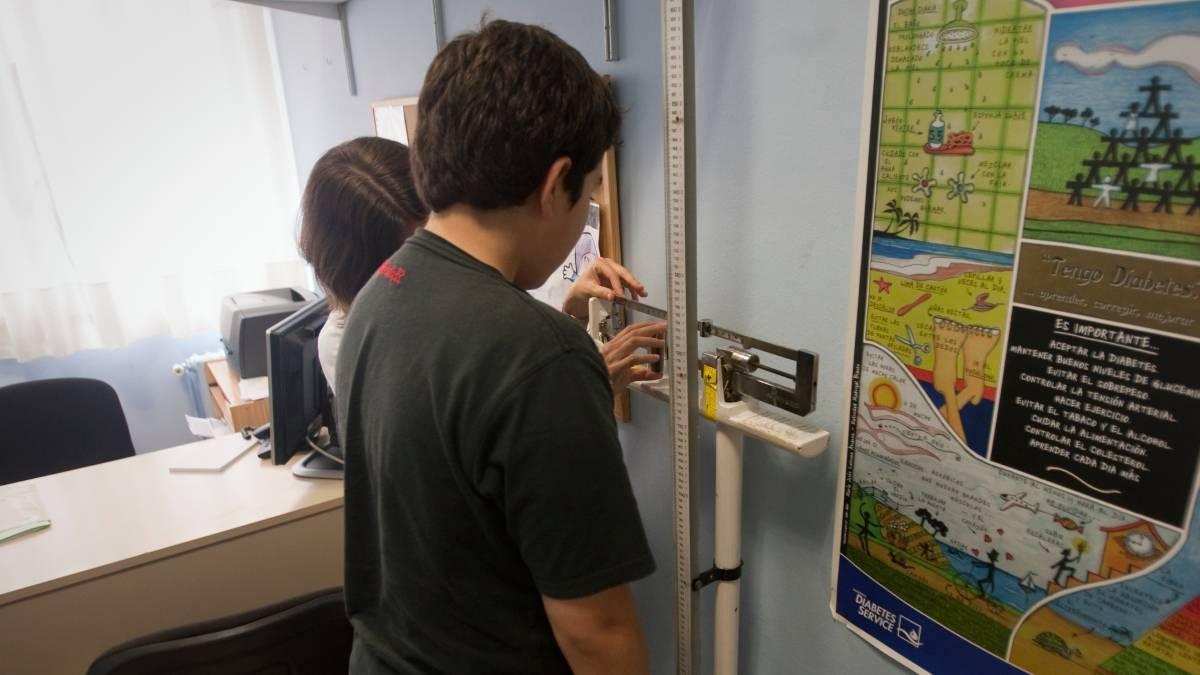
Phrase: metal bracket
[
  {"left": 603, "top": 0, "right": 619, "bottom": 61},
  {"left": 234, "top": 0, "right": 357, "bottom": 96},
  {"left": 691, "top": 561, "right": 743, "bottom": 590},
  {"left": 432, "top": 0, "right": 446, "bottom": 50},
  {"left": 601, "top": 298, "right": 819, "bottom": 416}
]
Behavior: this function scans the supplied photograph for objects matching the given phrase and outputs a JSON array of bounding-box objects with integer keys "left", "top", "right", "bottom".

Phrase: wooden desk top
[{"left": 0, "top": 438, "right": 344, "bottom": 606}]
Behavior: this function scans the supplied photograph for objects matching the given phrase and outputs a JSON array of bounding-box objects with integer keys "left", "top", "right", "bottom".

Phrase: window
[{"left": 0, "top": 0, "right": 308, "bottom": 360}]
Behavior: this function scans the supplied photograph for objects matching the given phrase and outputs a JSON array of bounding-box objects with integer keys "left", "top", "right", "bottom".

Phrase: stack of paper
[
  {"left": 238, "top": 376, "right": 269, "bottom": 401},
  {"left": 185, "top": 415, "right": 234, "bottom": 438},
  {"left": 0, "top": 484, "right": 51, "bottom": 543},
  {"left": 168, "top": 434, "right": 259, "bottom": 474}
]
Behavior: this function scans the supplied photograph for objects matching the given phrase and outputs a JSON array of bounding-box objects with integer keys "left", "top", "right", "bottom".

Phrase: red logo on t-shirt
[{"left": 377, "top": 261, "right": 407, "bottom": 285}]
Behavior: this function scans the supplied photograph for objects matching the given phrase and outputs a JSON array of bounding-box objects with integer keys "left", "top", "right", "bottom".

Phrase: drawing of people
[
  {"left": 1120, "top": 102, "right": 1140, "bottom": 137},
  {"left": 1121, "top": 180, "right": 1143, "bottom": 211},
  {"left": 1154, "top": 182, "right": 1175, "bottom": 214},
  {"left": 1084, "top": 152, "right": 1103, "bottom": 183},
  {"left": 1165, "top": 129, "right": 1187, "bottom": 164},
  {"left": 1019, "top": 571, "right": 1039, "bottom": 594},
  {"left": 559, "top": 232, "right": 599, "bottom": 282},
  {"left": 857, "top": 504, "right": 876, "bottom": 557},
  {"left": 1103, "top": 131, "right": 1121, "bottom": 161},
  {"left": 1051, "top": 548, "right": 1081, "bottom": 586},
  {"left": 1067, "top": 173, "right": 1086, "bottom": 206},
  {"left": 1091, "top": 177, "right": 1120, "bottom": 208},
  {"left": 1178, "top": 156, "right": 1196, "bottom": 192},
  {"left": 1140, "top": 160, "right": 1172, "bottom": 185},
  {"left": 919, "top": 541, "right": 935, "bottom": 561},
  {"left": 575, "top": 231, "right": 599, "bottom": 277},
  {"left": 1114, "top": 153, "right": 1134, "bottom": 186},
  {"left": 972, "top": 549, "right": 999, "bottom": 598},
  {"left": 1133, "top": 128, "right": 1152, "bottom": 163}
]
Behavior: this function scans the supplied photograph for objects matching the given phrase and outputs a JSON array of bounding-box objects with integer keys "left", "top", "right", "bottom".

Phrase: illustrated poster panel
[{"left": 834, "top": 2, "right": 1200, "bottom": 674}]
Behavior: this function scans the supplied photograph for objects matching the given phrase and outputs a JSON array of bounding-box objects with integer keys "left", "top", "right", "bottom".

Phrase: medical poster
[{"left": 833, "top": 1, "right": 1200, "bottom": 673}]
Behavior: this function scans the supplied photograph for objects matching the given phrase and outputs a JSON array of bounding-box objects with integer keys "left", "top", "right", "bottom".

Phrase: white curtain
[{"left": 0, "top": 0, "right": 309, "bottom": 362}]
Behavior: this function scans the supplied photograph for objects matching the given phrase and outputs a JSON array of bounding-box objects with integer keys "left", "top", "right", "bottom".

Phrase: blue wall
[
  {"left": 0, "top": 333, "right": 221, "bottom": 453},
  {"left": 271, "top": 1, "right": 901, "bottom": 672}
]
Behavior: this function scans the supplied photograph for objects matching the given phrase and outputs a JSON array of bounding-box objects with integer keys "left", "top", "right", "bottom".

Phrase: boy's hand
[
  {"left": 601, "top": 321, "right": 666, "bottom": 390},
  {"left": 562, "top": 258, "right": 647, "bottom": 321}
]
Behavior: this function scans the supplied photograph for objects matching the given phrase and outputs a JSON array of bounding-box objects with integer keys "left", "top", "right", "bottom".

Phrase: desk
[{"left": 0, "top": 438, "right": 344, "bottom": 674}]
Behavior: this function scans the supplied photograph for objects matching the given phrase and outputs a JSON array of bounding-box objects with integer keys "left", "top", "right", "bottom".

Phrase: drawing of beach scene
[{"left": 866, "top": 235, "right": 1011, "bottom": 455}]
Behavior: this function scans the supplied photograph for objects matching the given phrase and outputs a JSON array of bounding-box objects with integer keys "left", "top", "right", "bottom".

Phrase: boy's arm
[
  {"left": 486, "top": 350, "right": 655, "bottom": 670},
  {"left": 542, "top": 584, "right": 650, "bottom": 675}
]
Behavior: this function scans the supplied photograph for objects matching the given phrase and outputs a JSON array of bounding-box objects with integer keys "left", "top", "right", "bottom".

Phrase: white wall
[
  {"left": 269, "top": 0, "right": 437, "bottom": 187},
  {"left": 271, "top": 1, "right": 903, "bottom": 672}
]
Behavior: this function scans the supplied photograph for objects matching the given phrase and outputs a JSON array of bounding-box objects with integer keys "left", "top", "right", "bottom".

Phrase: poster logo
[
  {"left": 853, "top": 589, "right": 897, "bottom": 633},
  {"left": 898, "top": 615, "right": 924, "bottom": 648}
]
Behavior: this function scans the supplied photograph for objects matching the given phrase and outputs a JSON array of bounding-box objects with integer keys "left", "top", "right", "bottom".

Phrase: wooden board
[{"left": 591, "top": 144, "right": 631, "bottom": 423}]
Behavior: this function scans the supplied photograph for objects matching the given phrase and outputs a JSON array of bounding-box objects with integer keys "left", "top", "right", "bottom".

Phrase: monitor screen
[{"left": 266, "top": 297, "right": 330, "bottom": 465}]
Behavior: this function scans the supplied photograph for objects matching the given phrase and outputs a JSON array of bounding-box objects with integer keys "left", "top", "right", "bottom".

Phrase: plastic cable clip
[{"left": 691, "top": 561, "right": 744, "bottom": 591}]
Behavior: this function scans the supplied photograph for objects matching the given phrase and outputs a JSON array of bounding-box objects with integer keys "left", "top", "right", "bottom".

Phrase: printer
[{"left": 220, "top": 287, "right": 319, "bottom": 379}]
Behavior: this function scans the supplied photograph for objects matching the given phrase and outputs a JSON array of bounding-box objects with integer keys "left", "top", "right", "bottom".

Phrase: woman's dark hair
[{"left": 299, "top": 137, "right": 428, "bottom": 311}]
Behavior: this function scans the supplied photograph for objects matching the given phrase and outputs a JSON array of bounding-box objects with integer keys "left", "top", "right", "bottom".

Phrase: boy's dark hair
[
  {"left": 299, "top": 137, "right": 428, "bottom": 311},
  {"left": 411, "top": 20, "right": 620, "bottom": 212}
]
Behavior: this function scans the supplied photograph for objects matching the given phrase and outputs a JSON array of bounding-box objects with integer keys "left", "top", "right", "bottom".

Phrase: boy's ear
[{"left": 537, "top": 157, "right": 574, "bottom": 216}]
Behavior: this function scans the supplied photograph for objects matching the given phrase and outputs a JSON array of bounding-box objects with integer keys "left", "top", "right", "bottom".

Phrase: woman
[
  {"left": 299, "top": 137, "right": 663, "bottom": 395},
  {"left": 299, "top": 137, "right": 427, "bottom": 392}
]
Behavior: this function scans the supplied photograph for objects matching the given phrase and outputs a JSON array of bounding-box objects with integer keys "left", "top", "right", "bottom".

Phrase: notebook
[{"left": 0, "top": 483, "right": 51, "bottom": 543}]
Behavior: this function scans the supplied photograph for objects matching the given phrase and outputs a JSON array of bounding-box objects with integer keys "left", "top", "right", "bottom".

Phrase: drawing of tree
[
  {"left": 1089, "top": 117, "right": 1100, "bottom": 130},
  {"left": 916, "top": 508, "right": 932, "bottom": 530},
  {"left": 1080, "top": 107, "right": 1094, "bottom": 125},
  {"left": 902, "top": 211, "right": 920, "bottom": 235},
  {"left": 1062, "top": 108, "right": 1078, "bottom": 125},
  {"left": 1043, "top": 105, "right": 1061, "bottom": 122},
  {"left": 882, "top": 199, "right": 904, "bottom": 232},
  {"left": 928, "top": 518, "right": 949, "bottom": 540}
]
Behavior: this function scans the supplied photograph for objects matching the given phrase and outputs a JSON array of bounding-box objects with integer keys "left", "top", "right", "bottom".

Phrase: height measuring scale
[
  {"left": 653, "top": 2, "right": 830, "bottom": 674},
  {"left": 661, "top": 0, "right": 701, "bottom": 672}
]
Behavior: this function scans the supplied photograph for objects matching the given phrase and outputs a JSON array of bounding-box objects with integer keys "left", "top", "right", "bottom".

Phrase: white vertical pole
[{"left": 714, "top": 425, "right": 744, "bottom": 675}]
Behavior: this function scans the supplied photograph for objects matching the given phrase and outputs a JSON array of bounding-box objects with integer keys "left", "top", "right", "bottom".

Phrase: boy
[{"left": 336, "top": 20, "right": 656, "bottom": 675}]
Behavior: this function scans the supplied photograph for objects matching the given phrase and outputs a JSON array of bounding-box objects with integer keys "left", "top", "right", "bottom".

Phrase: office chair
[
  {"left": 0, "top": 378, "right": 136, "bottom": 485},
  {"left": 87, "top": 588, "right": 352, "bottom": 675}
]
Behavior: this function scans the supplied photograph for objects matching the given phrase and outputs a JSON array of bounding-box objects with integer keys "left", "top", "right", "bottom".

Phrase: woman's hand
[
  {"left": 562, "top": 258, "right": 647, "bottom": 321},
  {"left": 601, "top": 321, "right": 667, "bottom": 390}
]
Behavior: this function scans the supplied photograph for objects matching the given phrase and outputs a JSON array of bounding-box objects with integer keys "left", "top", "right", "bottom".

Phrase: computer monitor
[{"left": 265, "top": 297, "right": 342, "bottom": 478}]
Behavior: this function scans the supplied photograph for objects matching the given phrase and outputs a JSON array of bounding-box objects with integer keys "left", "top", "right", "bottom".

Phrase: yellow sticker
[{"left": 702, "top": 364, "right": 718, "bottom": 420}]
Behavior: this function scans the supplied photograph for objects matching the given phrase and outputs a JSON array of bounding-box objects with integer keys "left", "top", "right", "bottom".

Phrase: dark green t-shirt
[{"left": 336, "top": 229, "right": 655, "bottom": 675}]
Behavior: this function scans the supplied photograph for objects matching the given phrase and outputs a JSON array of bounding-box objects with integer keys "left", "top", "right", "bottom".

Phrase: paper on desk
[
  {"left": 186, "top": 415, "right": 234, "bottom": 438},
  {"left": 0, "top": 483, "right": 51, "bottom": 543},
  {"left": 168, "top": 434, "right": 258, "bottom": 473},
  {"left": 238, "top": 376, "right": 269, "bottom": 401}
]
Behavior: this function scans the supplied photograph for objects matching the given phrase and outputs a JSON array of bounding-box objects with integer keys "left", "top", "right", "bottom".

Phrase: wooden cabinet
[{"left": 205, "top": 359, "right": 269, "bottom": 432}]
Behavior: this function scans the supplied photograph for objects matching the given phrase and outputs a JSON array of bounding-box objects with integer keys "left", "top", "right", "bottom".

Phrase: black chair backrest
[
  {"left": 0, "top": 377, "right": 135, "bottom": 485},
  {"left": 87, "top": 588, "right": 352, "bottom": 675}
]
